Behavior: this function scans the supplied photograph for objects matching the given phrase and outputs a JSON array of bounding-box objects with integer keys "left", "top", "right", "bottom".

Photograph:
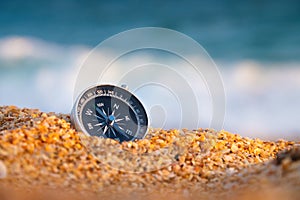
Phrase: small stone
[{"left": 231, "top": 144, "right": 239, "bottom": 153}]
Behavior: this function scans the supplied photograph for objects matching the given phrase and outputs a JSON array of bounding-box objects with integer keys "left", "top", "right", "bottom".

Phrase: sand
[{"left": 0, "top": 105, "right": 299, "bottom": 200}]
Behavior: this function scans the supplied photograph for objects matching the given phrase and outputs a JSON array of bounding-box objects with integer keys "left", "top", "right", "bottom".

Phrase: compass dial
[{"left": 72, "top": 85, "right": 149, "bottom": 142}]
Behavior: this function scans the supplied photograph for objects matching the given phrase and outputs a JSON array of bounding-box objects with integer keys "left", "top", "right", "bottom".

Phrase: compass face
[{"left": 73, "top": 85, "right": 149, "bottom": 142}]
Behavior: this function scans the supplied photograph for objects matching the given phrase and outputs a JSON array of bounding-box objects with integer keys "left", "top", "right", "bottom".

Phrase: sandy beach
[
  {"left": 1, "top": 1, "right": 300, "bottom": 199},
  {"left": 0, "top": 105, "right": 299, "bottom": 200}
]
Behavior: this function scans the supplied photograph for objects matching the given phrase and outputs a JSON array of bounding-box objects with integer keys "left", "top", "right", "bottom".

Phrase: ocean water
[{"left": 0, "top": 0, "right": 300, "bottom": 139}]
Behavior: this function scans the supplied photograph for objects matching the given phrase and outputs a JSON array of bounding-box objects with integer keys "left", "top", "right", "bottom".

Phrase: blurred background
[{"left": 0, "top": 0, "right": 299, "bottom": 139}]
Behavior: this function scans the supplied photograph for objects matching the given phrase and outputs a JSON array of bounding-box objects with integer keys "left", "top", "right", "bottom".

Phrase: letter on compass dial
[{"left": 81, "top": 93, "right": 147, "bottom": 142}]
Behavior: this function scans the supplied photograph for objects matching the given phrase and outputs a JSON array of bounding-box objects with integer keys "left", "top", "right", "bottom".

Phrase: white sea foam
[{"left": 0, "top": 36, "right": 299, "bottom": 139}]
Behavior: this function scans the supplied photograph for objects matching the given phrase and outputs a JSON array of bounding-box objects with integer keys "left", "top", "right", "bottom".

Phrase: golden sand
[{"left": 0, "top": 105, "right": 299, "bottom": 200}]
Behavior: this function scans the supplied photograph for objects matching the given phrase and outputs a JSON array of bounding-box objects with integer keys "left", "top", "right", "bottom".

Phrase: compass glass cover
[{"left": 76, "top": 85, "right": 148, "bottom": 142}]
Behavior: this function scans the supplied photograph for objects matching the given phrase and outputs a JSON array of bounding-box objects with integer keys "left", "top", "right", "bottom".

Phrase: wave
[{"left": 0, "top": 36, "right": 299, "bottom": 139}]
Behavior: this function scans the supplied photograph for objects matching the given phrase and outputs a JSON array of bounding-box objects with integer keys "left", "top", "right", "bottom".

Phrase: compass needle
[
  {"left": 102, "top": 108, "right": 107, "bottom": 116},
  {"left": 113, "top": 123, "right": 129, "bottom": 138},
  {"left": 107, "top": 129, "right": 111, "bottom": 137},
  {"left": 111, "top": 128, "right": 117, "bottom": 137},
  {"left": 94, "top": 114, "right": 104, "bottom": 120},
  {"left": 95, "top": 107, "right": 107, "bottom": 119}
]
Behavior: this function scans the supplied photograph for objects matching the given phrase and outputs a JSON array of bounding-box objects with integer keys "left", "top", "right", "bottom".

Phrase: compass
[{"left": 71, "top": 84, "right": 149, "bottom": 142}]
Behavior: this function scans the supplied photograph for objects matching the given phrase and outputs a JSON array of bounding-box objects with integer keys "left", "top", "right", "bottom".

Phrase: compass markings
[
  {"left": 115, "top": 118, "right": 124, "bottom": 122},
  {"left": 113, "top": 103, "right": 119, "bottom": 110},
  {"left": 87, "top": 123, "right": 93, "bottom": 130},
  {"left": 94, "top": 122, "right": 105, "bottom": 126},
  {"left": 85, "top": 108, "right": 93, "bottom": 116},
  {"left": 103, "top": 126, "right": 109, "bottom": 135},
  {"left": 97, "top": 102, "right": 104, "bottom": 107},
  {"left": 126, "top": 129, "right": 133, "bottom": 135},
  {"left": 96, "top": 125, "right": 105, "bottom": 132},
  {"left": 125, "top": 116, "right": 130, "bottom": 121}
]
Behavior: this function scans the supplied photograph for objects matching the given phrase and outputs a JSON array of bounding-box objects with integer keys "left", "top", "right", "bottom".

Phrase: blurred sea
[{"left": 0, "top": 0, "right": 300, "bottom": 139}]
